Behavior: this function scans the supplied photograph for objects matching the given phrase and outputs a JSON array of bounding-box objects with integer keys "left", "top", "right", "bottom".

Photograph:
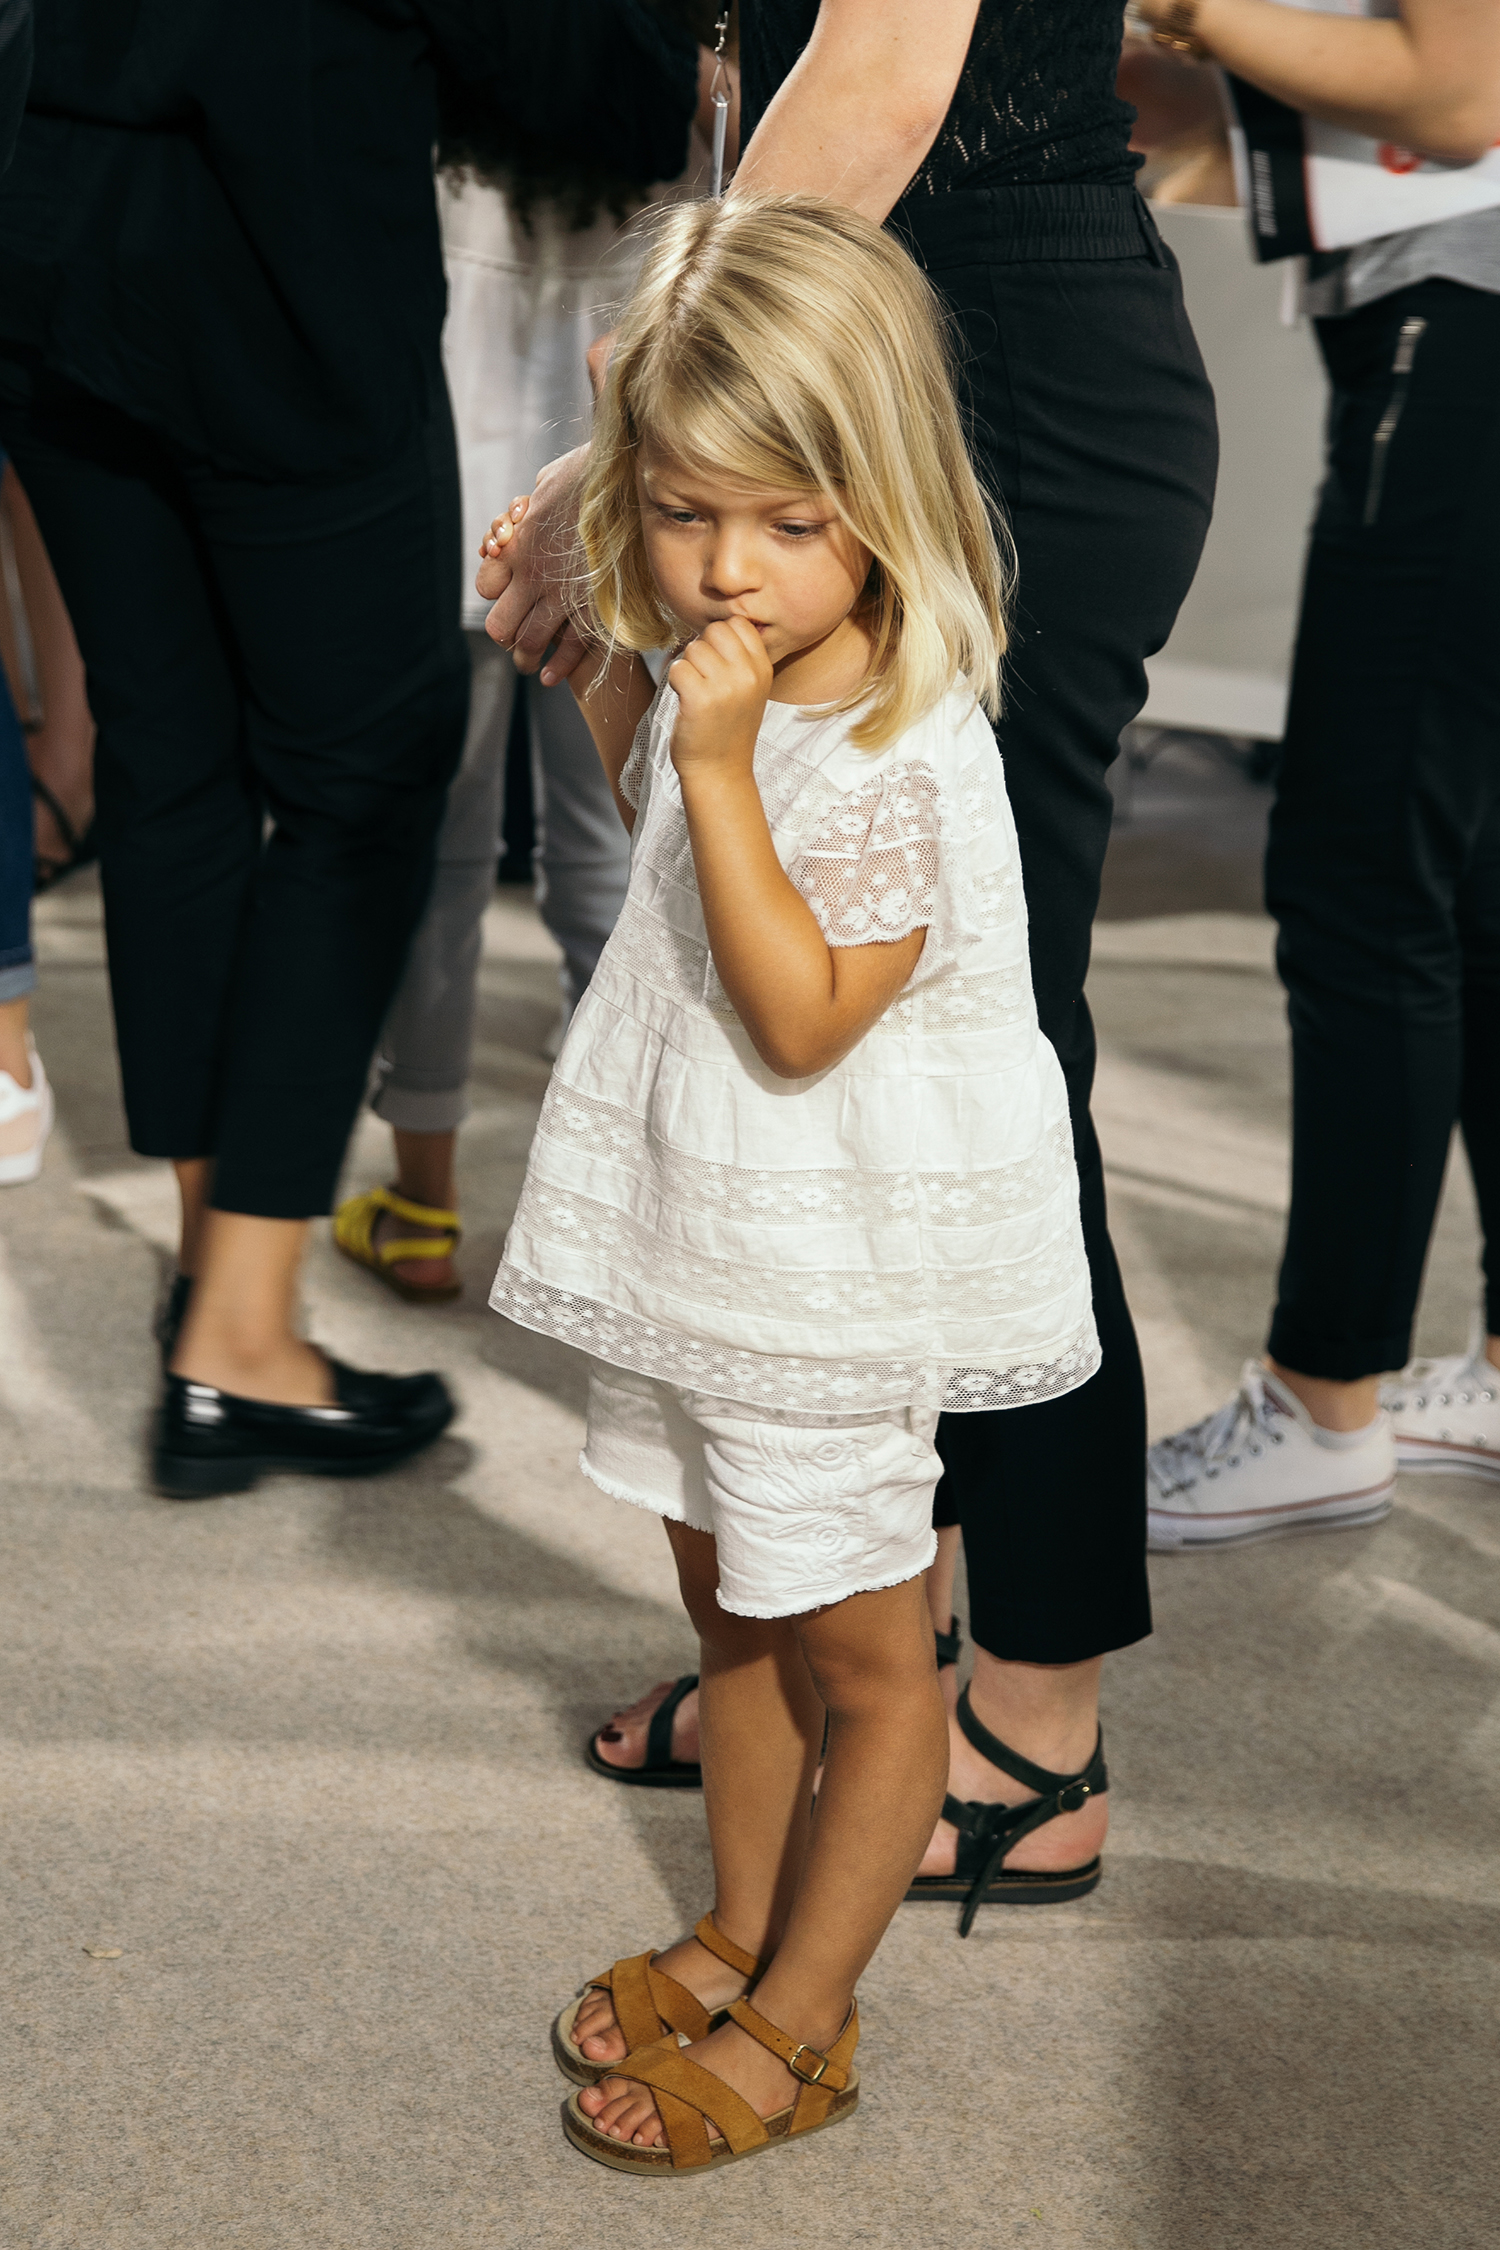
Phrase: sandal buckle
[
  {"left": 1058, "top": 1782, "right": 1091, "bottom": 1813},
  {"left": 786, "top": 2042, "right": 830, "bottom": 2085}
]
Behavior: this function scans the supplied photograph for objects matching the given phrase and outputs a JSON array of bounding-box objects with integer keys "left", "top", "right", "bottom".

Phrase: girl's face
[{"left": 636, "top": 445, "right": 873, "bottom": 695}]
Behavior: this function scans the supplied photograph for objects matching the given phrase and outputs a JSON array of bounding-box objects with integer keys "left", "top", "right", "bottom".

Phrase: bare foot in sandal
[
  {"left": 590, "top": 1675, "right": 701, "bottom": 1775},
  {"left": 571, "top": 1927, "right": 753, "bottom": 2068},
  {"left": 577, "top": 2009, "right": 842, "bottom": 2147},
  {"left": 368, "top": 1199, "right": 460, "bottom": 1295},
  {"left": 915, "top": 1667, "right": 1109, "bottom": 1880}
]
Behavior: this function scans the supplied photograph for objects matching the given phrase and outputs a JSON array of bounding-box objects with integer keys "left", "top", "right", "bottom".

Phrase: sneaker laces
[
  {"left": 1148, "top": 1362, "right": 1287, "bottom": 1495},
  {"left": 1382, "top": 1309, "right": 1496, "bottom": 1409}
]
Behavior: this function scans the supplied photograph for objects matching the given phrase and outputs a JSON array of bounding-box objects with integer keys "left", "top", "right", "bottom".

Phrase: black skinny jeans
[
  {"left": 898, "top": 187, "right": 1218, "bottom": 1663},
  {"left": 0, "top": 354, "right": 471, "bottom": 1217},
  {"left": 1267, "top": 280, "right": 1500, "bottom": 1381}
]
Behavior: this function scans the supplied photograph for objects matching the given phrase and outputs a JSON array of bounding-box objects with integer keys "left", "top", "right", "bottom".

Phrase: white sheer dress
[{"left": 490, "top": 681, "right": 1099, "bottom": 1419}]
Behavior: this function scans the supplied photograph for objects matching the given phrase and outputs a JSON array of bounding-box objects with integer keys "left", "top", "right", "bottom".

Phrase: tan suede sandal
[
  {"left": 332, "top": 1186, "right": 462, "bottom": 1304},
  {"left": 562, "top": 1995, "right": 860, "bottom": 2175},
  {"left": 551, "top": 1915, "right": 765, "bottom": 2088}
]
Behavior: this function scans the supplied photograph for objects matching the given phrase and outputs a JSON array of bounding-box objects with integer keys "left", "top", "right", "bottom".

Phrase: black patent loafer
[{"left": 153, "top": 1357, "right": 455, "bottom": 1500}]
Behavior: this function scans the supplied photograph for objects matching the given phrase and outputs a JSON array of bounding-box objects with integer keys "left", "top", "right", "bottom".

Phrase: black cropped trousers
[
  {"left": 1266, "top": 280, "right": 1500, "bottom": 1380},
  {"left": 0, "top": 352, "right": 470, "bottom": 1217},
  {"left": 896, "top": 187, "right": 1218, "bottom": 1663}
]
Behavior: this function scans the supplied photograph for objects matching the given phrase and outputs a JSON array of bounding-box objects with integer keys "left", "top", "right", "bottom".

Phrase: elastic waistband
[{"left": 890, "top": 183, "right": 1164, "bottom": 271}]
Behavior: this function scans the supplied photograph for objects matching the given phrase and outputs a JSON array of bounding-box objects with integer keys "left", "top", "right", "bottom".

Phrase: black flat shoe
[{"left": 153, "top": 1358, "right": 455, "bottom": 1499}]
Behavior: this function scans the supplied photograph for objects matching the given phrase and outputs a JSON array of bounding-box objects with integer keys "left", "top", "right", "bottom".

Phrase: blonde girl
[{"left": 488, "top": 194, "right": 1099, "bottom": 2175}]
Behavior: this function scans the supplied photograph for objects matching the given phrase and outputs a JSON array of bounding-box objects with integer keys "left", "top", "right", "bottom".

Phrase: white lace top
[{"left": 490, "top": 683, "right": 1099, "bottom": 1417}]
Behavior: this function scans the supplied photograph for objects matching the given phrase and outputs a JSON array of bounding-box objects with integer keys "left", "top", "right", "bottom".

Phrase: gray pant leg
[
  {"left": 370, "top": 631, "right": 512, "bottom": 1133},
  {"left": 530, "top": 677, "right": 632, "bottom": 1014}
]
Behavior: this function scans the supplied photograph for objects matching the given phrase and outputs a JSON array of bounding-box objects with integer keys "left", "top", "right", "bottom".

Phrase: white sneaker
[
  {"left": 1147, "top": 1360, "right": 1395, "bottom": 1550},
  {"left": 0, "top": 1040, "right": 55, "bottom": 1185},
  {"left": 1381, "top": 1317, "right": 1500, "bottom": 1482}
]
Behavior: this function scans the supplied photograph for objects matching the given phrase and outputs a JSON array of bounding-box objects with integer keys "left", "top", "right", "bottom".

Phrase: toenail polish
[{"left": 600, "top": 1727, "right": 623, "bottom": 1742}]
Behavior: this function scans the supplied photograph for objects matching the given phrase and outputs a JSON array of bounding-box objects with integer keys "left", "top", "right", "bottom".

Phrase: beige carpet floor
[{"left": 3, "top": 746, "right": 1496, "bottom": 2248}]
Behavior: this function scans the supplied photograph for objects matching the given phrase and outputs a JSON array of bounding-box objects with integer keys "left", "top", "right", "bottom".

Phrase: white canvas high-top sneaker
[
  {"left": 1147, "top": 1360, "right": 1395, "bottom": 1551},
  {"left": 1382, "top": 1317, "right": 1500, "bottom": 1482}
]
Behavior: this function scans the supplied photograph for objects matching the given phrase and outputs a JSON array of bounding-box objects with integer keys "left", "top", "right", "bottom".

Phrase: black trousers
[
  {"left": 0, "top": 354, "right": 470, "bottom": 1217},
  {"left": 1266, "top": 280, "right": 1500, "bottom": 1380},
  {"left": 896, "top": 187, "right": 1218, "bottom": 1663}
]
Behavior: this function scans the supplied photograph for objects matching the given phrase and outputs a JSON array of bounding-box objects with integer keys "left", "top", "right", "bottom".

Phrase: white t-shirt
[{"left": 490, "top": 682, "right": 1099, "bottom": 1418}]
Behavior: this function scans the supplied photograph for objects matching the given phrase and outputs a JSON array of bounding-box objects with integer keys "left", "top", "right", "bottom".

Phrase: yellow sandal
[
  {"left": 562, "top": 1994, "right": 860, "bottom": 2174},
  {"left": 332, "top": 1185, "right": 463, "bottom": 1303},
  {"left": 552, "top": 1915, "right": 764, "bottom": 2088}
]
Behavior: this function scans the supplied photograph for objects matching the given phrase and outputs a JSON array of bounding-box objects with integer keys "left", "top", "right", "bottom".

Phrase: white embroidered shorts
[{"left": 580, "top": 1360, "right": 941, "bottom": 1620}]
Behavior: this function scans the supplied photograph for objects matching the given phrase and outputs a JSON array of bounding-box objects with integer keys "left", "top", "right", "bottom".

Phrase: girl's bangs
[{"left": 632, "top": 353, "right": 832, "bottom": 504}]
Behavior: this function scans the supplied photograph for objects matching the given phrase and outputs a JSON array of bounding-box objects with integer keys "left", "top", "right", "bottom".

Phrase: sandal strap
[
  {"left": 334, "top": 1186, "right": 461, "bottom": 1269},
  {"left": 586, "top": 1949, "right": 713, "bottom": 2051},
  {"left": 933, "top": 1613, "right": 962, "bottom": 1670},
  {"left": 726, "top": 1995, "right": 857, "bottom": 2093},
  {"left": 945, "top": 1687, "right": 1109, "bottom": 1937},
  {"left": 691, "top": 1913, "right": 764, "bottom": 1982},
  {"left": 955, "top": 1684, "right": 1108, "bottom": 1802},
  {"left": 612, "top": 2041, "right": 771, "bottom": 2169},
  {"left": 644, "top": 1673, "right": 699, "bottom": 1772}
]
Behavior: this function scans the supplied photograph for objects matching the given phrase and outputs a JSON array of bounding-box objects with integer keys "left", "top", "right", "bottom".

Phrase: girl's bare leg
[
  {"left": 572, "top": 1522, "right": 823, "bottom": 2066},
  {"left": 580, "top": 1571, "right": 947, "bottom": 2145},
  {"left": 590, "top": 1518, "right": 963, "bottom": 1771}
]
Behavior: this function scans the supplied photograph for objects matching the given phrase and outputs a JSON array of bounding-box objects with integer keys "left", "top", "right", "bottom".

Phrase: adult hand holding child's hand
[
  {"left": 477, "top": 446, "right": 593, "bottom": 686},
  {"left": 668, "top": 618, "right": 774, "bottom": 783}
]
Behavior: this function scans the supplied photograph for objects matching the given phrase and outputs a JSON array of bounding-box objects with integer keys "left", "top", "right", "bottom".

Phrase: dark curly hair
[{"left": 431, "top": 1, "right": 726, "bottom": 232}]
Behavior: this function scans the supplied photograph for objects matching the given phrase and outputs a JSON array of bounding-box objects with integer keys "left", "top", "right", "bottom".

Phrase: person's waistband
[{"left": 890, "top": 182, "right": 1165, "bottom": 271}]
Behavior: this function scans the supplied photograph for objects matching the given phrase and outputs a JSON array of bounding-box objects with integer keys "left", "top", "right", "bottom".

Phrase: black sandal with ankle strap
[
  {"left": 586, "top": 1673, "right": 703, "bottom": 1789},
  {"left": 905, "top": 1684, "right": 1108, "bottom": 1933},
  {"left": 586, "top": 1619, "right": 967, "bottom": 1793}
]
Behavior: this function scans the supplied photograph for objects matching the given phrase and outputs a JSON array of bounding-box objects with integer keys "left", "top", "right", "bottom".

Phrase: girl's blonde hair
[{"left": 578, "top": 194, "right": 1011, "bottom": 751}]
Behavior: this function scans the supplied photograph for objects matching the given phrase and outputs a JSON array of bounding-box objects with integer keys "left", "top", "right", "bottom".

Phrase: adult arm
[
  {"left": 732, "top": 0, "right": 980, "bottom": 221},
  {"left": 1133, "top": 0, "right": 1500, "bottom": 166}
]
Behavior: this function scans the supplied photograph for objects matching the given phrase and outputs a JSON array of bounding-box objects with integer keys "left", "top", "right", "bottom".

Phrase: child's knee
[{"left": 796, "top": 1581, "right": 936, "bottom": 1713}]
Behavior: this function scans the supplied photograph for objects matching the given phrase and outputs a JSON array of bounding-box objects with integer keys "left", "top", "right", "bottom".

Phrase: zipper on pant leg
[{"left": 1362, "top": 315, "right": 1428, "bottom": 526}]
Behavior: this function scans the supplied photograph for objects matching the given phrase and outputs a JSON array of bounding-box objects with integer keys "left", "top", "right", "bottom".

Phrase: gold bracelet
[{"left": 1151, "top": 0, "right": 1210, "bottom": 60}]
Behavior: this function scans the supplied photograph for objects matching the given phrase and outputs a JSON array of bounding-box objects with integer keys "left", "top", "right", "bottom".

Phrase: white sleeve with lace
[
  {"left": 791, "top": 761, "right": 945, "bottom": 950},
  {"left": 616, "top": 714, "right": 651, "bottom": 812}
]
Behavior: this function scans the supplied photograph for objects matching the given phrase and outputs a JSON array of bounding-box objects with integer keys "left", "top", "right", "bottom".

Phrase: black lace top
[{"left": 742, "top": 0, "right": 1139, "bottom": 193}]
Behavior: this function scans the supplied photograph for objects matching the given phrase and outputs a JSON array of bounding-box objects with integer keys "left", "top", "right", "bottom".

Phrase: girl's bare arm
[
  {"left": 1134, "top": 0, "right": 1500, "bottom": 165},
  {"left": 670, "top": 620, "right": 925, "bottom": 1081},
  {"left": 568, "top": 648, "right": 656, "bottom": 836}
]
